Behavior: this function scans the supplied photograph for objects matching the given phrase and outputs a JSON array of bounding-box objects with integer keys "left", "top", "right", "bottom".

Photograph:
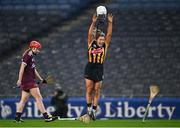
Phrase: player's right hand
[
  {"left": 16, "top": 80, "right": 21, "bottom": 87},
  {"left": 42, "top": 79, "right": 47, "bottom": 84}
]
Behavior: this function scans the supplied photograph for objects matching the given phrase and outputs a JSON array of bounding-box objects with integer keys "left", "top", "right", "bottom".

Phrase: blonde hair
[
  {"left": 22, "top": 48, "right": 31, "bottom": 57},
  {"left": 96, "top": 30, "right": 105, "bottom": 39}
]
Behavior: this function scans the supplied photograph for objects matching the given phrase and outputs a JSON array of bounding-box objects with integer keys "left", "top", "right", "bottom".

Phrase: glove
[{"left": 42, "top": 79, "right": 47, "bottom": 84}]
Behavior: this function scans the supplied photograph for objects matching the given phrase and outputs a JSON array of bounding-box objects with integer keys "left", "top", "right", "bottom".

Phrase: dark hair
[{"left": 96, "top": 30, "right": 105, "bottom": 39}]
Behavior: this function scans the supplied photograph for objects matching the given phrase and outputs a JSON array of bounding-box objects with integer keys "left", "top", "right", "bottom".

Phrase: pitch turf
[{"left": 0, "top": 119, "right": 180, "bottom": 127}]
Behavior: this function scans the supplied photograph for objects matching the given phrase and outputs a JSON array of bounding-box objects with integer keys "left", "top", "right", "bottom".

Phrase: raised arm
[
  {"left": 106, "top": 13, "right": 113, "bottom": 46},
  {"left": 88, "top": 14, "right": 97, "bottom": 46},
  {"left": 16, "top": 63, "right": 26, "bottom": 86}
]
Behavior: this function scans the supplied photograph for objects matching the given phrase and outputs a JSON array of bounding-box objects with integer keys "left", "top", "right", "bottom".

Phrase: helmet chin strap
[{"left": 31, "top": 50, "right": 37, "bottom": 55}]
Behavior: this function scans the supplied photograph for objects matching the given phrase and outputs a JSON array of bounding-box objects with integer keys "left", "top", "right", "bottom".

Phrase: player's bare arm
[
  {"left": 17, "top": 63, "right": 26, "bottom": 86},
  {"left": 105, "top": 13, "right": 113, "bottom": 46},
  {"left": 35, "top": 69, "right": 43, "bottom": 81},
  {"left": 88, "top": 14, "right": 97, "bottom": 46}
]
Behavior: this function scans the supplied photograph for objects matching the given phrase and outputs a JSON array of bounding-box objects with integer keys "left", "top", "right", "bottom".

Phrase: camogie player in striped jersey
[{"left": 84, "top": 13, "right": 113, "bottom": 120}]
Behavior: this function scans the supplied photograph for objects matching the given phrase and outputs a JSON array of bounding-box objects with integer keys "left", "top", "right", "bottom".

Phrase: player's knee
[
  {"left": 24, "top": 98, "right": 28, "bottom": 103},
  {"left": 95, "top": 86, "right": 101, "bottom": 91},
  {"left": 20, "top": 97, "right": 28, "bottom": 104},
  {"left": 94, "top": 88, "right": 101, "bottom": 96},
  {"left": 34, "top": 95, "right": 43, "bottom": 101},
  {"left": 86, "top": 87, "right": 93, "bottom": 94},
  {"left": 86, "top": 90, "right": 92, "bottom": 96},
  {"left": 19, "top": 100, "right": 26, "bottom": 106}
]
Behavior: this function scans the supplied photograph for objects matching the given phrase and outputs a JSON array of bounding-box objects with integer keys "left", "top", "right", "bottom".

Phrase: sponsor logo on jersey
[{"left": 91, "top": 48, "right": 103, "bottom": 54}]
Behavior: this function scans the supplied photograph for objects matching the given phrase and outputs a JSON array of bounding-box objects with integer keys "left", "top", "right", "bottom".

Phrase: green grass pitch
[{"left": 0, "top": 119, "right": 180, "bottom": 127}]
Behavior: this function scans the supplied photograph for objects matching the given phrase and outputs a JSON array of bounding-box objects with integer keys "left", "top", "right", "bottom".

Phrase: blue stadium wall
[{"left": 0, "top": 97, "right": 180, "bottom": 119}]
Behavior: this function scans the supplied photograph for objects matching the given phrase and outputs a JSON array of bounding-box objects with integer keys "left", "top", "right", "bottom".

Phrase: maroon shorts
[{"left": 21, "top": 83, "right": 38, "bottom": 93}]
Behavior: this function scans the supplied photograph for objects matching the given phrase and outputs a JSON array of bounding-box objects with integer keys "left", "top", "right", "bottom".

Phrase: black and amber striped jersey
[{"left": 88, "top": 40, "right": 107, "bottom": 64}]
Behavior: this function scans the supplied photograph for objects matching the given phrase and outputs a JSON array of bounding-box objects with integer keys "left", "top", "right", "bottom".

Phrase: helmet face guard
[
  {"left": 96, "top": 6, "right": 107, "bottom": 37},
  {"left": 97, "top": 14, "right": 106, "bottom": 21},
  {"left": 96, "top": 6, "right": 107, "bottom": 23},
  {"left": 29, "top": 40, "right": 42, "bottom": 49},
  {"left": 96, "top": 14, "right": 107, "bottom": 35}
]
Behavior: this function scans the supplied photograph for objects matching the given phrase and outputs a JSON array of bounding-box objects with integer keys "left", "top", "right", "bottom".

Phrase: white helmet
[{"left": 96, "top": 6, "right": 107, "bottom": 16}]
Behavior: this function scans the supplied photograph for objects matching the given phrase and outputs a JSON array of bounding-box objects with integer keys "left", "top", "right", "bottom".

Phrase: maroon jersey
[{"left": 21, "top": 51, "right": 37, "bottom": 90}]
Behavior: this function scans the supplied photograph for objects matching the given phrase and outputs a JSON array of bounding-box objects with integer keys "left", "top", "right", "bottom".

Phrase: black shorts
[{"left": 84, "top": 62, "right": 104, "bottom": 82}]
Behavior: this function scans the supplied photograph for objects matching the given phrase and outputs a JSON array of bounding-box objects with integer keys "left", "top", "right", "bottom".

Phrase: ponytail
[{"left": 22, "top": 48, "right": 31, "bottom": 57}]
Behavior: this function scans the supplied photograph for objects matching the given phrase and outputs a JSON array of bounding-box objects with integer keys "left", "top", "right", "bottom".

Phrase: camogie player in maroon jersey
[
  {"left": 84, "top": 13, "right": 113, "bottom": 120},
  {"left": 15, "top": 40, "right": 58, "bottom": 122}
]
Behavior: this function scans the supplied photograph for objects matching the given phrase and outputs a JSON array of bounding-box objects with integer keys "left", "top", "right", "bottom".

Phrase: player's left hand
[{"left": 108, "top": 13, "right": 113, "bottom": 23}]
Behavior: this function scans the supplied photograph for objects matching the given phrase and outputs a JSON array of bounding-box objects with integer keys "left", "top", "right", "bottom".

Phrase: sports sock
[
  {"left": 92, "top": 106, "right": 97, "bottom": 110},
  {"left": 87, "top": 103, "right": 92, "bottom": 107},
  {"left": 15, "top": 112, "right": 22, "bottom": 119},
  {"left": 43, "top": 112, "right": 49, "bottom": 119}
]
